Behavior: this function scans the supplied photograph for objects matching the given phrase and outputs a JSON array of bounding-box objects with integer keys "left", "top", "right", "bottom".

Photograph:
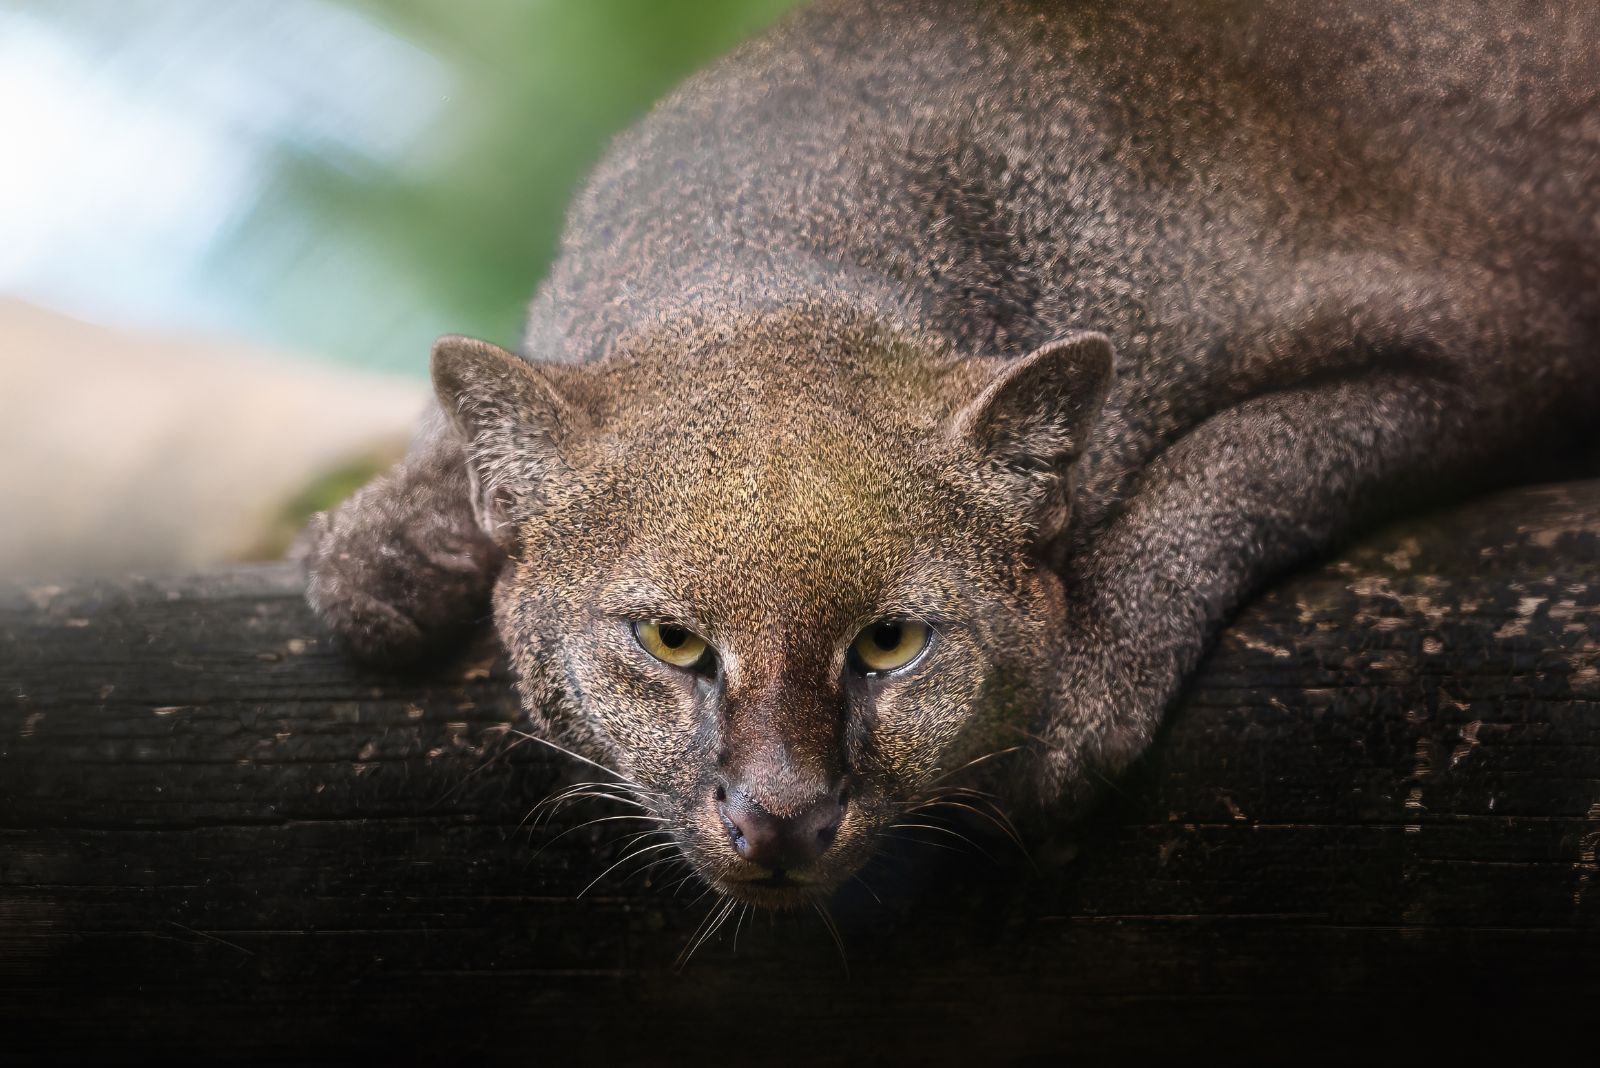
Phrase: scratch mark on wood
[
  {"left": 1449, "top": 721, "right": 1482, "bottom": 768},
  {"left": 1493, "top": 596, "right": 1548, "bottom": 640},
  {"left": 1574, "top": 802, "right": 1600, "bottom": 907}
]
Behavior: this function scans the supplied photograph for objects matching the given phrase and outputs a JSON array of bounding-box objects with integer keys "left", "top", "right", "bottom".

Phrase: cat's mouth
[
  {"left": 715, "top": 868, "right": 831, "bottom": 907},
  {"left": 738, "top": 871, "right": 798, "bottom": 887},
  {"left": 731, "top": 870, "right": 817, "bottom": 892}
]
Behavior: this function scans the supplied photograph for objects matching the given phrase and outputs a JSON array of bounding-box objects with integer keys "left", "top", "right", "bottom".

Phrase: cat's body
[
  {"left": 306, "top": 0, "right": 1600, "bottom": 905},
  {"left": 537, "top": 0, "right": 1598, "bottom": 520}
]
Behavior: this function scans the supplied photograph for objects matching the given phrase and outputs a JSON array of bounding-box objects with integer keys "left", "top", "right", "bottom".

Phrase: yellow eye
[
  {"left": 633, "top": 621, "right": 710, "bottom": 669},
  {"left": 850, "top": 619, "right": 931, "bottom": 675}
]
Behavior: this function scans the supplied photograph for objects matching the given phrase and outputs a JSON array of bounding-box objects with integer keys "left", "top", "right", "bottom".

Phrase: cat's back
[{"left": 532, "top": 0, "right": 1599, "bottom": 376}]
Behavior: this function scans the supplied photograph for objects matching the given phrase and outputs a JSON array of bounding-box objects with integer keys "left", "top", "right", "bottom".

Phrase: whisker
[
  {"left": 534, "top": 780, "right": 635, "bottom": 807},
  {"left": 666, "top": 871, "right": 704, "bottom": 897},
  {"left": 909, "top": 798, "right": 1032, "bottom": 866},
  {"left": 1089, "top": 765, "right": 1129, "bottom": 797},
  {"left": 849, "top": 872, "right": 883, "bottom": 906},
  {"left": 509, "top": 730, "right": 660, "bottom": 794},
  {"left": 525, "top": 787, "right": 652, "bottom": 832},
  {"left": 519, "top": 793, "right": 593, "bottom": 836},
  {"left": 531, "top": 782, "right": 652, "bottom": 822},
  {"left": 881, "top": 829, "right": 963, "bottom": 855},
  {"left": 682, "top": 881, "right": 721, "bottom": 911},
  {"left": 576, "top": 841, "right": 679, "bottom": 899},
  {"left": 429, "top": 729, "right": 536, "bottom": 808},
  {"left": 926, "top": 784, "right": 1005, "bottom": 803},
  {"left": 925, "top": 745, "right": 1024, "bottom": 788},
  {"left": 629, "top": 853, "right": 686, "bottom": 883},
  {"left": 674, "top": 900, "right": 723, "bottom": 971},
  {"left": 812, "top": 901, "right": 850, "bottom": 977},
  {"left": 676, "top": 896, "right": 738, "bottom": 971},
  {"left": 613, "top": 827, "right": 675, "bottom": 855},
  {"left": 682, "top": 898, "right": 728, "bottom": 969},
  {"left": 613, "top": 850, "right": 687, "bottom": 893},
  {"left": 891, "top": 820, "right": 998, "bottom": 863},
  {"left": 560, "top": 812, "right": 667, "bottom": 837},
  {"left": 704, "top": 898, "right": 740, "bottom": 951},
  {"left": 950, "top": 792, "right": 1027, "bottom": 841},
  {"left": 530, "top": 813, "right": 667, "bottom": 861}
]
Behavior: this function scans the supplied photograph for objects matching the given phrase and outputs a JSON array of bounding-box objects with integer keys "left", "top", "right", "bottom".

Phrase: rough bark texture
[{"left": 3, "top": 482, "right": 1598, "bottom": 1064}]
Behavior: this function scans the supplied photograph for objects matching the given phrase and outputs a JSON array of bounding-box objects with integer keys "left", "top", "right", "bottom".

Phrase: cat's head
[{"left": 434, "top": 309, "right": 1112, "bottom": 906}]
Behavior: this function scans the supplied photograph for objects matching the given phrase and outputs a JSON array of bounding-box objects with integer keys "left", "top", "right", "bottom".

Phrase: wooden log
[{"left": 3, "top": 481, "right": 1598, "bottom": 1064}]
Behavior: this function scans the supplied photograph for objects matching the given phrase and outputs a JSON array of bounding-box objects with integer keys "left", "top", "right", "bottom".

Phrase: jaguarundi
[{"left": 304, "top": 0, "right": 1600, "bottom": 908}]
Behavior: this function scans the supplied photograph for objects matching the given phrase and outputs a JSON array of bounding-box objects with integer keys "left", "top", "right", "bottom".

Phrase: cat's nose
[{"left": 717, "top": 784, "right": 845, "bottom": 871}]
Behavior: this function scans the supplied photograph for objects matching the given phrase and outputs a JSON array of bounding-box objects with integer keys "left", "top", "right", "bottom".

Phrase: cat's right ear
[{"left": 431, "top": 335, "right": 582, "bottom": 545}]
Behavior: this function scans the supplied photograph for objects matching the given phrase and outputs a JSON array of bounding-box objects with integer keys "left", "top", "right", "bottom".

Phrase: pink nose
[{"left": 717, "top": 785, "right": 845, "bottom": 872}]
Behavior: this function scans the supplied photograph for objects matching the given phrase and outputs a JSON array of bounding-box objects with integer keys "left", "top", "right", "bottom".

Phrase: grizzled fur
[{"left": 305, "top": 0, "right": 1600, "bottom": 906}]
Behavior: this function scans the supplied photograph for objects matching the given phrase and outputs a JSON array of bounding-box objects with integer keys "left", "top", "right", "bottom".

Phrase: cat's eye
[
  {"left": 849, "top": 618, "right": 931, "bottom": 676},
  {"left": 633, "top": 621, "right": 711, "bottom": 669}
]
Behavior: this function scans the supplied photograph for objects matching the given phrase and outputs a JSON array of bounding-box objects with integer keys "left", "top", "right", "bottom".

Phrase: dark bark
[{"left": 2, "top": 482, "right": 1598, "bottom": 1064}]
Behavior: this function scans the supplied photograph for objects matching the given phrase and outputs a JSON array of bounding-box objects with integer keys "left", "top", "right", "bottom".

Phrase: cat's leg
[
  {"left": 1034, "top": 366, "right": 1500, "bottom": 805},
  {"left": 301, "top": 405, "right": 503, "bottom": 662}
]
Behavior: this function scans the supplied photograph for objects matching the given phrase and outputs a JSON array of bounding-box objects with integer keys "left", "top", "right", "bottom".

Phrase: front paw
[
  {"left": 1031, "top": 658, "right": 1165, "bottom": 810},
  {"left": 300, "top": 494, "right": 499, "bottom": 664},
  {"left": 301, "top": 510, "right": 431, "bottom": 663}
]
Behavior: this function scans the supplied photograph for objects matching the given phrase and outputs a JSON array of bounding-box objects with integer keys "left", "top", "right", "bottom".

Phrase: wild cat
[{"left": 304, "top": 0, "right": 1600, "bottom": 906}]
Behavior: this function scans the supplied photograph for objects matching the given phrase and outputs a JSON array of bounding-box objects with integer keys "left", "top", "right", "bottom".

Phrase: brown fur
[{"left": 305, "top": 0, "right": 1600, "bottom": 906}]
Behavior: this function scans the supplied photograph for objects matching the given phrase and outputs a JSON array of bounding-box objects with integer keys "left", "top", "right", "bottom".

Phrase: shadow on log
[{"left": 3, "top": 482, "right": 1598, "bottom": 1064}]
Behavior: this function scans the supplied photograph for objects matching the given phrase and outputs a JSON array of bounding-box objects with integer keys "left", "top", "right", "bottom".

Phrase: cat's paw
[
  {"left": 300, "top": 510, "right": 430, "bottom": 663},
  {"left": 299, "top": 490, "right": 501, "bottom": 664},
  {"left": 1030, "top": 655, "right": 1165, "bottom": 811}
]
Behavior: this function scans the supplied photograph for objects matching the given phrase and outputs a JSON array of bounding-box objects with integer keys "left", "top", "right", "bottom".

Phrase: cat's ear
[
  {"left": 951, "top": 331, "right": 1114, "bottom": 538},
  {"left": 431, "top": 335, "right": 583, "bottom": 545}
]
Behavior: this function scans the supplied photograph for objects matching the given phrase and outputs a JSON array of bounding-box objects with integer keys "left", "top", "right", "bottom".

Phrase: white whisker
[
  {"left": 909, "top": 797, "right": 1032, "bottom": 864},
  {"left": 882, "top": 829, "right": 963, "bottom": 855},
  {"left": 530, "top": 813, "right": 668, "bottom": 861},
  {"left": 925, "top": 745, "right": 1023, "bottom": 788},
  {"left": 429, "top": 729, "right": 536, "bottom": 808},
  {"left": 676, "top": 896, "right": 737, "bottom": 970},
  {"left": 576, "top": 841, "right": 679, "bottom": 899},
  {"left": 891, "top": 820, "right": 997, "bottom": 863},
  {"left": 812, "top": 901, "right": 849, "bottom": 977},
  {"left": 849, "top": 872, "right": 883, "bottom": 906},
  {"left": 509, "top": 730, "right": 660, "bottom": 795}
]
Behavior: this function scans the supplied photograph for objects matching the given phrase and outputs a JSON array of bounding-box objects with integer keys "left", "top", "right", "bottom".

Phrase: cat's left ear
[
  {"left": 431, "top": 335, "right": 585, "bottom": 546},
  {"left": 951, "top": 331, "right": 1115, "bottom": 537}
]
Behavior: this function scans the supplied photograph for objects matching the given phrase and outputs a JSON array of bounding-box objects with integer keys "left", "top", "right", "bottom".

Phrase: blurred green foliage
[
  {"left": 253, "top": 444, "right": 403, "bottom": 560},
  {"left": 244, "top": 0, "right": 801, "bottom": 373}
]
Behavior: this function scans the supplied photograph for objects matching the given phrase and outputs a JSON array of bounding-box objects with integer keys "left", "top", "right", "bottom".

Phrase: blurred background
[{"left": 0, "top": 0, "right": 799, "bottom": 577}]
